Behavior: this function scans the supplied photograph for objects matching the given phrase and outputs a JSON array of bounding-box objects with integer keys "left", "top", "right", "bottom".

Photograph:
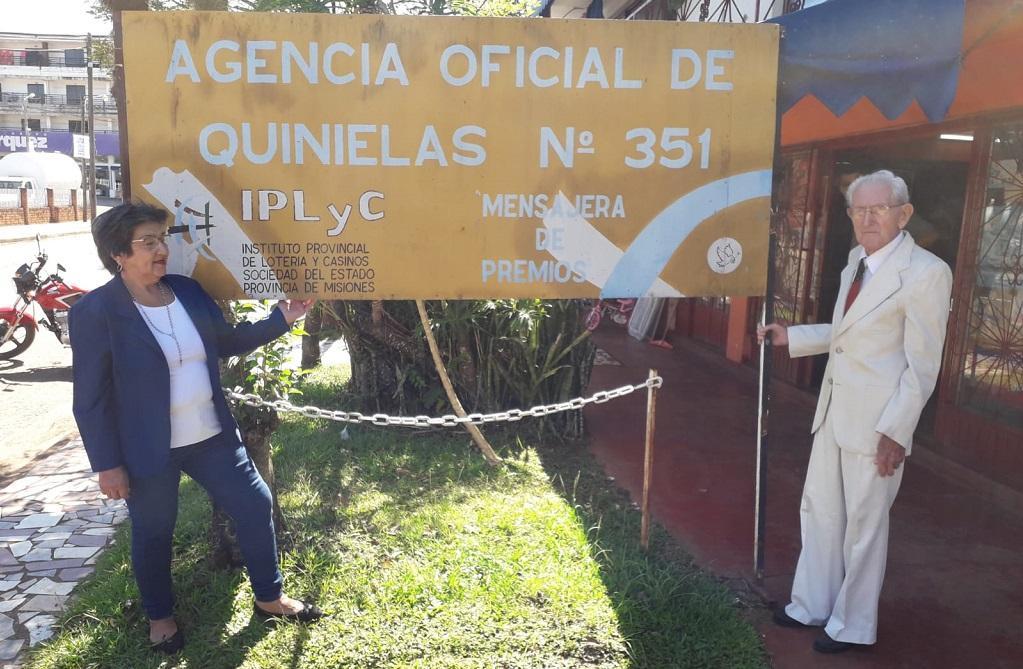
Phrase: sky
[
  {"left": 5, "top": 0, "right": 112, "bottom": 36},
  {"left": 1, "top": 0, "right": 834, "bottom": 36}
]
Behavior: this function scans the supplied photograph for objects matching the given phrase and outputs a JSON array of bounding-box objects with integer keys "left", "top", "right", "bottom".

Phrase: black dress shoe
[
  {"left": 254, "top": 600, "right": 324, "bottom": 623},
  {"left": 150, "top": 629, "right": 184, "bottom": 654},
  {"left": 813, "top": 633, "right": 861, "bottom": 654},
  {"left": 771, "top": 607, "right": 815, "bottom": 628}
]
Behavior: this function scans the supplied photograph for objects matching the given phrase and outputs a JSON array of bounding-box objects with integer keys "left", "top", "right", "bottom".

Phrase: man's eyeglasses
[
  {"left": 131, "top": 233, "right": 170, "bottom": 252},
  {"left": 847, "top": 203, "right": 906, "bottom": 220}
]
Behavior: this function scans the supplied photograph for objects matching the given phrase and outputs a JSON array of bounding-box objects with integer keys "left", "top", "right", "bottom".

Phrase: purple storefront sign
[{"left": 0, "top": 130, "right": 120, "bottom": 157}]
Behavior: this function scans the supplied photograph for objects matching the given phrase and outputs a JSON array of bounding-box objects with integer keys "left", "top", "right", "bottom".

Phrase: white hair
[{"left": 845, "top": 170, "right": 910, "bottom": 207}]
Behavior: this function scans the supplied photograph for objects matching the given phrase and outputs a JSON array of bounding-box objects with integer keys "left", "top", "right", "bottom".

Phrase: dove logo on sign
[{"left": 708, "top": 237, "right": 742, "bottom": 274}]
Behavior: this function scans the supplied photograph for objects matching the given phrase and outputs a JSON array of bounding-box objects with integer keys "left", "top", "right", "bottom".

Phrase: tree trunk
[
  {"left": 301, "top": 302, "right": 322, "bottom": 369},
  {"left": 329, "top": 299, "right": 594, "bottom": 439},
  {"left": 564, "top": 330, "right": 596, "bottom": 439},
  {"left": 330, "top": 300, "right": 430, "bottom": 414},
  {"left": 455, "top": 336, "right": 478, "bottom": 404},
  {"left": 207, "top": 408, "right": 286, "bottom": 570}
]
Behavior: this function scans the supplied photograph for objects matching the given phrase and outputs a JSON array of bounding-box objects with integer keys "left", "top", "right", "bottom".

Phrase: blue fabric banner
[{"left": 771, "top": 0, "right": 965, "bottom": 122}]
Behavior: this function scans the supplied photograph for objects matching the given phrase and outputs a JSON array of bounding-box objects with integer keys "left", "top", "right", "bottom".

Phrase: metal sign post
[{"left": 753, "top": 34, "right": 785, "bottom": 580}]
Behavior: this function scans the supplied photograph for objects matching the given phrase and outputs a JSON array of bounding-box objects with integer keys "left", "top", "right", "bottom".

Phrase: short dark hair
[{"left": 91, "top": 202, "right": 169, "bottom": 274}]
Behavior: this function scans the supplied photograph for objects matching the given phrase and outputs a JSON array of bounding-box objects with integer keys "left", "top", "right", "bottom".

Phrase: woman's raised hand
[{"left": 276, "top": 299, "right": 316, "bottom": 325}]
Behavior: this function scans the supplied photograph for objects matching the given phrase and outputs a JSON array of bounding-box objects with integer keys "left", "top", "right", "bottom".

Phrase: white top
[
  {"left": 136, "top": 295, "right": 221, "bottom": 449},
  {"left": 857, "top": 231, "right": 905, "bottom": 289}
]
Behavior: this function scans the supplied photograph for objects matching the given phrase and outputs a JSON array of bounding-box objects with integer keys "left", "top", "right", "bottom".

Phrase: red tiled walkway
[{"left": 584, "top": 328, "right": 1023, "bottom": 669}]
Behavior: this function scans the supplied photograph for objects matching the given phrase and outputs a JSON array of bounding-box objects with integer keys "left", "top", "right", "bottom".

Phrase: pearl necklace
[{"left": 134, "top": 281, "right": 183, "bottom": 366}]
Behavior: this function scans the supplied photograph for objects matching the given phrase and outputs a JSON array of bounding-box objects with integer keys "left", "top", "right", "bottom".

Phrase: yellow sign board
[{"left": 122, "top": 11, "right": 779, "bottom": 299}]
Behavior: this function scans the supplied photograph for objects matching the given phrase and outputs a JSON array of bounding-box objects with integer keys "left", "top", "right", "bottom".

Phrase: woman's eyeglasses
[{"left": 131, "top": 233, "right": 170, "bottom": 252}]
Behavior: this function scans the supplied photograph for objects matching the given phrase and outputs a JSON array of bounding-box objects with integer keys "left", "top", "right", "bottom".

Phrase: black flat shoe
[
  {"left": 150, "top": 629, "right": 184, "bottom": 654},
  {"left": 771, "top": 607, "right": 817, "bottom": 628},
  {"left": 813, "top": 633, "right": 863, "bottom": 654},
  {"left": 254, "top": 600, "right": 324, "bottom": 623}
]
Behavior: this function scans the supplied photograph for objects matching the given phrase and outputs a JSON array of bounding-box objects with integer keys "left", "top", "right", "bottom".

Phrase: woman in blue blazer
[{"left": 70, "top": 202, "right": 321, "bottom": 654}]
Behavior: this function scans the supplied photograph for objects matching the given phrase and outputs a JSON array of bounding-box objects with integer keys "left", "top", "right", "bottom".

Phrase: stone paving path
[{"left": 0, "top": 437, "right": 126, "bottom": 667}]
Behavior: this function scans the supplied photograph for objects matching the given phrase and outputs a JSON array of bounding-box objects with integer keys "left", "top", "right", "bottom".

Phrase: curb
[{"left": 0, "top": 223, "right": 92, "bottom": 244}]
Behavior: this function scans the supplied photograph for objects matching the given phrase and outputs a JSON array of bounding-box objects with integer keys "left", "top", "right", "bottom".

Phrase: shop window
[{"left": 957, "top": 122, "right": 1023, "bottom": 427}]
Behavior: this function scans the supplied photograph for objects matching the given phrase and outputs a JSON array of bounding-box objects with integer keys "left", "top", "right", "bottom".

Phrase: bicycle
[{"left": 584, "top": 298, "right": 636, "bottom": 331}]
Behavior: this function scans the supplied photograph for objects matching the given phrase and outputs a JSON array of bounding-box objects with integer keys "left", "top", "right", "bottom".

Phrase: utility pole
[
  {"left": 80, "top": 96, "right": 89, "bottom": 221},
  {"left": 87, "top": 33, "right": 97, "bottom": 220},
  {"left": 21, "top": 93, "right": 37, "bottom": 148}
]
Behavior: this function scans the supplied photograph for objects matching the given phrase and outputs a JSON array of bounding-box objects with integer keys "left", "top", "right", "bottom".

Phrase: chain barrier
[{"left": 227, "top": 375, "right": 663, "bottom": 429}]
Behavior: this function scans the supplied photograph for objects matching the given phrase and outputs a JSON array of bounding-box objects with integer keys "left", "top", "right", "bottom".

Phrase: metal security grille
[{"left": 956, "top": 123, "right": 1023, "bottom": 428}]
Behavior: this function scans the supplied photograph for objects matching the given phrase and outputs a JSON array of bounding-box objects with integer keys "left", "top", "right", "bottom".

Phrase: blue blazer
[{"left": 70, "top": 273, "right": 289, "bottom": 478}]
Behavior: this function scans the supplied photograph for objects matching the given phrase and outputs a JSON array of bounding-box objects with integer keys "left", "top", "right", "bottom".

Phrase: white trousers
[{"left": 784, "top": 412, "right": 904, "bottom": 645}]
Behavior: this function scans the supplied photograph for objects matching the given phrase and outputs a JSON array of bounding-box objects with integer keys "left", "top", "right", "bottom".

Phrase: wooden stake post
[
  {"left": 415, "top": 300, "right": 502, "bottom": 467},
  {"left": 110, "top": 0, "right": 148, "bottom": 203},
  {"left": 640, "top": 368, "right": 658, "bottom": 550}
]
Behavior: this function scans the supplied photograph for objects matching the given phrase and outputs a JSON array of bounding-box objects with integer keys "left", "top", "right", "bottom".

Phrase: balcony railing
[
  {"left": 0, "top": 126, "right": 119, "bottom": 134},
  {"left": 0, "top": 92, "right": 118, "bottom": 114},
  {"left": 0, "top": 50, "right": 87, "bottom": 68},
  {"left": 637, "top": 0, "right": 806, "bottom": 23}
]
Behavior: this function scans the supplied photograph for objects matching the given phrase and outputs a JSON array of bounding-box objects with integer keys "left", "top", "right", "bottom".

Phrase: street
[
  {"left": 0, "top": 230, "right": 108, "bottom": 482},
  {"left": 0, "top": 321, "right": 77, "bottom": 482},
  {"left": 0, "top": 230, "right": 108, "bottom": 307}
]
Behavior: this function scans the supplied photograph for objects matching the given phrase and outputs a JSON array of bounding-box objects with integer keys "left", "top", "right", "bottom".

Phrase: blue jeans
[{"left": 125, "top": 432, "right": 283, "bottom": 620}]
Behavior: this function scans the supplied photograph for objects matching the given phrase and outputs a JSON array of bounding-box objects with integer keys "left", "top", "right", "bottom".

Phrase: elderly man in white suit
[{"left": 758, "top": 170, "right": 953, "bottom": 654}]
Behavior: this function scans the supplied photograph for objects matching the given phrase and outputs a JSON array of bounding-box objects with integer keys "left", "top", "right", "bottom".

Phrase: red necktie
[{"left": 844, "top": 259, "right": 866, "bottom": 314}]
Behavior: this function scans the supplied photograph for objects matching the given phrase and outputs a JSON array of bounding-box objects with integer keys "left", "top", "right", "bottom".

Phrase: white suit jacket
[{"left": 787, "top": 233, "right": 953, "bottom": 456}]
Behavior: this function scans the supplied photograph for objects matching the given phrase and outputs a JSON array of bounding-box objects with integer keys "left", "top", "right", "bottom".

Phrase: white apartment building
[
  {"left": 0, "top": 31, "right": 120, "bottom": 192},
  {"left": 543, "top": 0, "right": 792, "bottom": 21}
]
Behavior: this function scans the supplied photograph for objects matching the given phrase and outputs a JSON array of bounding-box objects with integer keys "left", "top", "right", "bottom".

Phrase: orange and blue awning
[
  {"left": 536, "top": 0, "right": 1023, "bottom": 145},
  {"left": 770, "top": 0, "right": 965, "bottom": 123},
  {"left": 778, "top": 0, "right": 1023, "bottom": 145}
]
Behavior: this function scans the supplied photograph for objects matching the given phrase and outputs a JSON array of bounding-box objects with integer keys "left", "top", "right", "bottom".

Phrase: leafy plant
[
  {"left": 428, "top": 299, "right": 596, "bottom": 438},
  {"left": 222, "top": 300, "right": 306, "bottom": 409},
  {"left": 210, "top": 300, "right": 306, "bottom": 566},
  {"left": 323, "top": 298, "right": 594, "bottom": 440},
  {"left": 449, "top": 0, "right": 541, "bottom": 17}
]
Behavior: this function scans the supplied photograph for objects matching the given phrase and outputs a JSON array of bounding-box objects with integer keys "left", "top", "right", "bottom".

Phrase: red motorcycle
[{"left": 0, "top": 238, "right": 89, "bottom": 360}]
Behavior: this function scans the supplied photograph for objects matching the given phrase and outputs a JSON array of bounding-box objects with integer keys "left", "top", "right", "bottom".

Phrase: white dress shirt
[{"left": 856, "top": 230, "right": 905, "bottom": 289}]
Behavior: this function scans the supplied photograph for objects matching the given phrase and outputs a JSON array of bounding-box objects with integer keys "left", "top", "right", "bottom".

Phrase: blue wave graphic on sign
[{"left": 600, "top": 169, "right": 772, "bottom": 298}]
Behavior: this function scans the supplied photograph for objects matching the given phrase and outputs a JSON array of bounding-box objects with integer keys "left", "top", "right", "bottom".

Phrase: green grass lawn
[{"left": 27, "top": 365, "right": 766, "bottom": 668}]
